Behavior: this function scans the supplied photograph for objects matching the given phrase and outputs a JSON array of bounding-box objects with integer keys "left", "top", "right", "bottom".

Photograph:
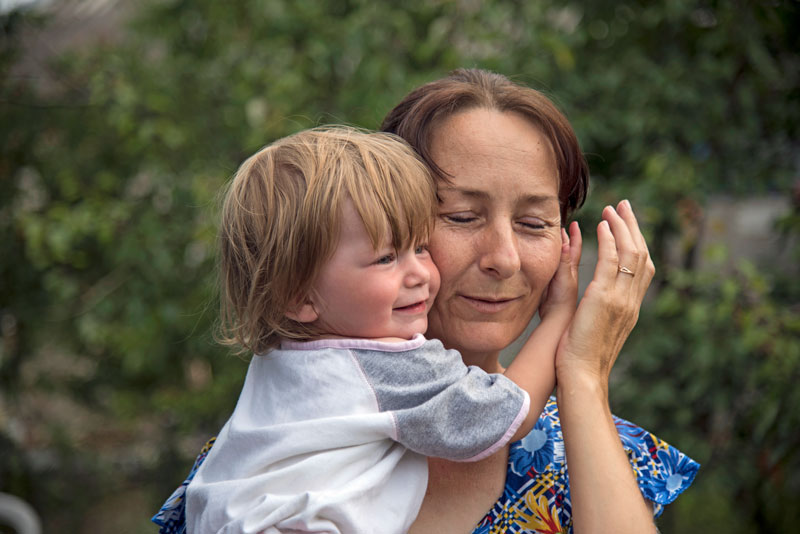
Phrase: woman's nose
[{"left": 478, "top": 222, "right": 521, "bottom": 279}]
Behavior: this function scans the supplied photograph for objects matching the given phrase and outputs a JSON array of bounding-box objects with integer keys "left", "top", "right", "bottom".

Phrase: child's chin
[{"left": 408, "top": 320, "right": 428, "bottom": 337}]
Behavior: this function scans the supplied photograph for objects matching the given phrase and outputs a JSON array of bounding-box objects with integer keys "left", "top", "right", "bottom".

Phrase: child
[{"left": 185, "top": 126, "right": 579, "bottom": 534}]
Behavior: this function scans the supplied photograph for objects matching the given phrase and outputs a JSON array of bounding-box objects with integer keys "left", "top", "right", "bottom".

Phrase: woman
[
  {"left": 153, "top": 69, "right": 697, "bottom": 534},
  {"left": 382, "top": 68, "right": 696, "bottom": 534}
]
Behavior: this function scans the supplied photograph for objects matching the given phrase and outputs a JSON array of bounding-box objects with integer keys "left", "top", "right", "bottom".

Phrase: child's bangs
[{"left": 347, "top": 142, "right": 436, "bottom": 251}]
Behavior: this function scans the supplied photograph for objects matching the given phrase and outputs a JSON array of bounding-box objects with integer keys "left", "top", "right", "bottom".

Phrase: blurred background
[{"left": 1, "top": 0, "right": 798, "bottom": 532}]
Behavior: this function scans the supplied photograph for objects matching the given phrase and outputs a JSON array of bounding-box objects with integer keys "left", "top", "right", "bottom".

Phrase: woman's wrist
[{"left": 555, "top": 367, "right": 609, "bottom": 406}]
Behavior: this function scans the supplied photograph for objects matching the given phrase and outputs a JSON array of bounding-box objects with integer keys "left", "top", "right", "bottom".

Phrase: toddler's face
[{"left": 306, "top": 199, "right": 440, "bottom": 341}]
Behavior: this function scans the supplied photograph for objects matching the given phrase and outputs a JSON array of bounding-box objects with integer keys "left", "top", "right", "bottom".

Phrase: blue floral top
[
  {"left": 153, "top": 397, "right": 699, "bottom": 534},
  {"left": 473, "top": 397, "right": 699, "bottom": 534}
]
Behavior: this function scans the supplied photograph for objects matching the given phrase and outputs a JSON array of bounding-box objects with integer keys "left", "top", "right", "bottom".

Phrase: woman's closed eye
[
  {"left": 441, "top": 212, "right": 478, "bottom": 224},
  {"left": 517, "top": 217, "right": 549, "bottom": 230}
]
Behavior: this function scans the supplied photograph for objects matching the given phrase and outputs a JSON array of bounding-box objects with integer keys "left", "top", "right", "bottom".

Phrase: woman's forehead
[
  {"left": 430, "top": 109, "right": 559, "bottom": 202},
  {"left": 431, "top": 108, "right": 554, "bottom": 152}
]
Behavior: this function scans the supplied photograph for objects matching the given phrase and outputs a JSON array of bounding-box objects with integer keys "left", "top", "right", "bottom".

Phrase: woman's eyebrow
[
  {"left": 438, "top": 186, "right": 557, "bottom": 205},
  {"left": 520, "top": 193, "right": 559, "bottom": 205},
  {"left": 437, "top": 187, "right": 488, "bottom": 200}
]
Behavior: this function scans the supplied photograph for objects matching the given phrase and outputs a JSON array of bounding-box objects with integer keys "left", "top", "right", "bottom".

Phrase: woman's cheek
[
  {"left": 515, "top": 236, "right": 562, "bottom": 308},
  {"left": 541, "top": 238, "right": 562, "bottom": 283},
  {"left": 428, "top": 228, "right": 462, "bottom": 290},
  {"left": 425, "top": 229, "right": 463, "bottom": 339}
]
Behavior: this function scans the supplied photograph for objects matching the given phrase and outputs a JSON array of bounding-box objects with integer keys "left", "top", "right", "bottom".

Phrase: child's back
[{"left": 187, "top": 335, "right": 530, "bottom": 533}]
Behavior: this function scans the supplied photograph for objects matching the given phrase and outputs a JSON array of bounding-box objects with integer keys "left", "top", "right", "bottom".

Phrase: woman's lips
[{"left": 458, "top": 295, "right": 519, "bottom": 313}]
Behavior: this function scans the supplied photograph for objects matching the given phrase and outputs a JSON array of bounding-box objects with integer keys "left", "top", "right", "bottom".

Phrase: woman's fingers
[
  {"left": 594, "top": 219, "right": 619, "bottom": 286},
  {"left": 600, "top": 204, "right": 642, "bottom": 292},
  {"left": 595, "top": 210, "right": 633, "bottom": 292},
  {"left": 616, "top": 199, "right": 647, "bottom": 251},
  {"left": 615, "top": 200, "right": 656, "bottom": 295}
]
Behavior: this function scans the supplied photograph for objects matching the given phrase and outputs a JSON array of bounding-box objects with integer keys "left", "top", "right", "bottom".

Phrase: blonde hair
[{"left": 218, "top": 126, "right": 437, "bottom": 354}]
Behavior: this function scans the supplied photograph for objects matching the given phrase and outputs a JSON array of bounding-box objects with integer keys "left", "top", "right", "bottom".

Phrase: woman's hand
[
  {"left": 554, "top": 199, "right": 659, "bottom": 534},
  {"left": 555, "top": 199, "right": 655, "bottom": 390}
]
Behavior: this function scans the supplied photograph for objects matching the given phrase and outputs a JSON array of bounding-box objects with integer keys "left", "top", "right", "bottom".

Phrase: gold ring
[{"left": 618, "top": 266, "right": 634, "bottom": 275}]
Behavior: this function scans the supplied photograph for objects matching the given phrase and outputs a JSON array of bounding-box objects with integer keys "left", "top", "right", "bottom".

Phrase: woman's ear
[{"left": 285, "top": 298, "right": 319, "bottom": 324}]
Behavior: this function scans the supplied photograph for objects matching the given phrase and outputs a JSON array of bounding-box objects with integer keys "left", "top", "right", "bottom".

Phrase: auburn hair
[{"left": 381, "top": 68, "right": 588, "bottom": 221}]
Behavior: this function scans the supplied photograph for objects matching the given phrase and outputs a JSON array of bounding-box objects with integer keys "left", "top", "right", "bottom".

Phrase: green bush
[{"left": 1, "top": 1, "right": 797, "bottom": 531}]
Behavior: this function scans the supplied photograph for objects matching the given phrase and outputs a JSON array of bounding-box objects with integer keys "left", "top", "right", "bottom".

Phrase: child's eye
[
  {"left": 375, "top": 253, "right": 396, "bottom": 265},
  {"left": 414, "top": 244, "right": 427, "bottom": 255}
]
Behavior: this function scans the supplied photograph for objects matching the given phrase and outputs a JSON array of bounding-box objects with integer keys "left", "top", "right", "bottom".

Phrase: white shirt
[{"left": 186, "top": 335, "right": 529, "bottom": 534}]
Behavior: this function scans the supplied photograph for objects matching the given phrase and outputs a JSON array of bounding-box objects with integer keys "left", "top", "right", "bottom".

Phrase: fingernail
[{"left": 623, "top": 199, "right": 631, "bottom": 209}]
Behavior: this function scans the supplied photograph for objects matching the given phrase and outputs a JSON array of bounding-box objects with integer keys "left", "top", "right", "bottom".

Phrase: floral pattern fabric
[
  {"left": 472, "top": 397, "right": 699, "bottom": 534},
  {"left": 152, "top": 438, "right": 216, "bottom": 534},
  {"left": 152, "top": 398, "right": 699, "bottom": 534}
]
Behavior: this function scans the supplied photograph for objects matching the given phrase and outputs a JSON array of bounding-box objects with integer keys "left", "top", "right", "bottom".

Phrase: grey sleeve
[{"left": 353, "top": 339, "right": 529, "bottom": 461}]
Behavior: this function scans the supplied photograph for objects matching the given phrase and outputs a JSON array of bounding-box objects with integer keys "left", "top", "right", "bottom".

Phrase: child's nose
[{"left": 404, "top": 255, "right": 431, "bottom": 286}]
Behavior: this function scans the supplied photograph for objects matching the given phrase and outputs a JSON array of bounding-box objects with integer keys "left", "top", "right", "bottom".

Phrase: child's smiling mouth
[{"left": 393, "top": 300, "right": 428, "bottom": 313}]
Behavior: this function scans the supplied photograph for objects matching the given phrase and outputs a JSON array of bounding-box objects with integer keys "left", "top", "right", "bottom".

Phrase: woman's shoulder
[{"left": 473, "top": 397, "right": 700, "bottom": 534}]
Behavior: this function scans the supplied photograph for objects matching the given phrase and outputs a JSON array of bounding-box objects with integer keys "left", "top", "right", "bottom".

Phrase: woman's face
[{"left": 426, "top": 108, "right": 563, "bottom": 364}]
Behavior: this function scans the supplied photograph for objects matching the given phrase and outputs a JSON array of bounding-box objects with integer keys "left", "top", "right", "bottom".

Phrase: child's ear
[{"left": 285, "top": 298, "right": 319, "bottom": 324}]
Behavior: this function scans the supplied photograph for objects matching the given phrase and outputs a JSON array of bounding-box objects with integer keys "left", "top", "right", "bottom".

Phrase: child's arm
[{"left": 504, "top": 221, "right": 582, "bottom": 441}]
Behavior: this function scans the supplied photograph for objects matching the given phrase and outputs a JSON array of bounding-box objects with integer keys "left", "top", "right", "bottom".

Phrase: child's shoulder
[{"left": 280, "top": 334, "right": 428, "bottom": 353}]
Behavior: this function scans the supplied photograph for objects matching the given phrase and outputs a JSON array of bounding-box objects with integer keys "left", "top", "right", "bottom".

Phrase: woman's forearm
[{"left": 557, "top": 374, "right": 656, "bottom": 534}]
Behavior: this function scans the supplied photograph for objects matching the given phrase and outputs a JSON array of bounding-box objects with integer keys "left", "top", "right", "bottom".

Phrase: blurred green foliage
[{"left": 1, "top": 1, "right": 798, "bottom": 532}]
